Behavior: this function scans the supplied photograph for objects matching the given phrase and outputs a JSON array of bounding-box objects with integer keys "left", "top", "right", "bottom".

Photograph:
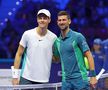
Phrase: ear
[
  {"left": 69, "top": 19, "right": 71, "bottom": 24},
  {"left": 48, "top": 18, "right": 51, "bottom": 23},
  {"left": 57, "top": 20, "right": 58, "bottom": 24}
]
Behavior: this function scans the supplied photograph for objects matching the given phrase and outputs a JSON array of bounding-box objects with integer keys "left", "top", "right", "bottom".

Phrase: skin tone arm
[
  {"left": 84, "top": 50, "right": 95, "bottom": 70},
  {"left": 84, "top": 50, "right": 97, "bottom": 88},
  {"left": 52, "top": 55, "right": 60, "bottom": 63},
  {"left": 12, "top": 45, "right": 25, "bottom": 85}
]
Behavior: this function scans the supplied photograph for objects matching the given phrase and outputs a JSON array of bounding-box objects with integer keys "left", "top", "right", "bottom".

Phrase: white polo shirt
[{"left": 20, "top": 27, "right": 57, "bottom": 82}]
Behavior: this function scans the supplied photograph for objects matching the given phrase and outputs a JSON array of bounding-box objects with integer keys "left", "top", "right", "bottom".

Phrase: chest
[
  {"left": 60, "top": 37, "right": 78, "bottom": 55},
  {"left": 27, "top": 34, "right": 53, "bottom": 49}
]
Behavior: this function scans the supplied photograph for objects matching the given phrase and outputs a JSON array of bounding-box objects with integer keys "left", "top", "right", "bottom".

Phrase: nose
[
  {"left": 40, "top": 18, "right": 45, "bottom": 21},
  {"left": 59, "top": 20, "right": 64, "bottom": 24}
]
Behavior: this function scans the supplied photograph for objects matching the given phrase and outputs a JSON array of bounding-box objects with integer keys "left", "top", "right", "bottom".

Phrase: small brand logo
[{"left": 39, "top": 40, "right": 42, "bottom": 41}]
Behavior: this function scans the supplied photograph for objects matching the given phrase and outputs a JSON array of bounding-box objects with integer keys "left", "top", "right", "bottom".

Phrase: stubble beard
[{"left": 60, "top": 26, "right": 68, "bottom": 31}]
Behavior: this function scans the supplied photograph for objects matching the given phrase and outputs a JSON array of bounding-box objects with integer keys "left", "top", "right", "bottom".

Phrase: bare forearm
[
  {"left": 84, "top": 51, "right": 97, "bottom": 87},
  {"left": 84, "top": 50, "right": 95, "bottom": 70},
  {"left": 14, "top": 45, "right": 24, "bottom": 69},
  {"left": 88, "top": 54, "right": 95, "bottom": 70},
  {"left": 12, "top": 52, "right": 22, "bottom": 80},
  {"left": 14, "top": 53, "right": 22, "bottom": 69}
]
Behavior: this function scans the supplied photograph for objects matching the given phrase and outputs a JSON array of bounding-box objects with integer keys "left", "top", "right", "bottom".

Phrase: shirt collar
[{"left": 59, "top": 29, "right": 72, "bottom": 39}]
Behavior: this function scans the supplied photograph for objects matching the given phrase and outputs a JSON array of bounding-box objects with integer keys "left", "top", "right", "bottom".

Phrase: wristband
[
  {"left": 11, "top": 66, "right": 19, "bottom": 78},
  {"left": 89, "top": 70, "right": 96, "bottom": 77}
]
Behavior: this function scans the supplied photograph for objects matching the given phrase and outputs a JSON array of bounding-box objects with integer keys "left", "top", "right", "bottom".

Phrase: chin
[
  {"left": 61, "top": 29, "right": 66, "bottom": 31},
  {"left": 40, "top": 26, "right": 46, "bottom": 28},
  {"left": 60, "top": 27, "right": 68, "bottom": 31}
]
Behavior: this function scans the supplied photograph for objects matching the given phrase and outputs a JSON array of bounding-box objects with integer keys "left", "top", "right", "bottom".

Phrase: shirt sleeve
[
  {"left": 77, "top": 33, "right": 90, "bottom": 53},
  {"left": 19, "top": 31, "right": 28, "bottom": 48},
  {"left": 53, "top": 39, "right": 60, "bottom": 57}
]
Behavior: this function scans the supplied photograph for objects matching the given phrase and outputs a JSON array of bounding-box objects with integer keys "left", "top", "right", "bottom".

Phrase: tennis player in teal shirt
[{"left": 53, "top": 11, "right": 97, "bottom": 90}]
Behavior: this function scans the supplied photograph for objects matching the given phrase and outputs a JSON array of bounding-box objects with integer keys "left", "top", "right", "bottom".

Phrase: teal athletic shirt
[{"left": 53, "top": 29, "right": 90, "bottom": 81}]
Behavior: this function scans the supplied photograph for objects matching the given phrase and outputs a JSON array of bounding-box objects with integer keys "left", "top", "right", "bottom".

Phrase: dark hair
[
  {"left": 57, "top": 11, "right": 71, "bottom": 19},
  {"left": 37, "top": 13, "right": 49, "bottom": 18}
]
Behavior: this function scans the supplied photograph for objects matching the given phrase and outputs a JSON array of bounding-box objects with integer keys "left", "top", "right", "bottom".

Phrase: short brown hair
[{"left": 57, "top": 11, "right": 71, "bottom": 19}]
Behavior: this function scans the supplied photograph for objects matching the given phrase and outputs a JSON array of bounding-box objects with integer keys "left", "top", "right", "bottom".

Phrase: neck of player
[
  {"left": 61, "top": 27, "right": 70, "bottom": 39},
  {"left": 37, "top": 27, "right": 47, "bottom": 36}
]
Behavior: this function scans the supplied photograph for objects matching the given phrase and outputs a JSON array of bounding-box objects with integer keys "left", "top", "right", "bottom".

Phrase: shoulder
[
  {"left": 71, "top": 30, "right": 84, "bottom": 38},
  {"left": 47, "top": 30, "right": 57, "bottom": 38},
  {"left": 23, "top": 28, "right": 35, "bottom": 36}
]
